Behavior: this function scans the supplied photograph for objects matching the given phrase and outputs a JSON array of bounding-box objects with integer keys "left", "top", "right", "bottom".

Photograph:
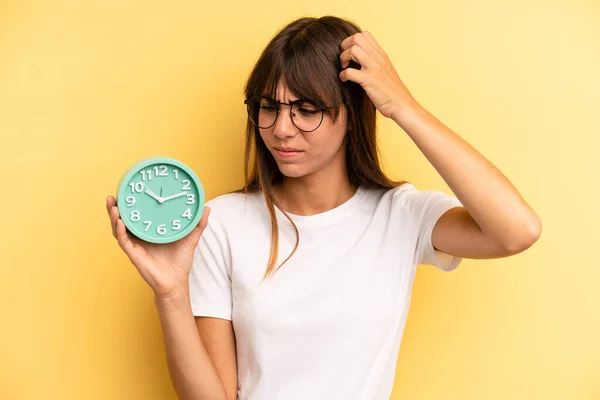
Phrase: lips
[
  {"left": 274, "top": 147, "right": 303, "bottom": 158},
  {"left": 275, "top": 147, "right": 302, "bottom": 152}
]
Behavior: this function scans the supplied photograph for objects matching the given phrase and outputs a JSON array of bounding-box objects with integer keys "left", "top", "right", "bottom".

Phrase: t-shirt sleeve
[
  {"left": 405, "top": 184, "right": 464, "bottom": 272},
  {"left": 188, "top": 212, "right": 233, "bottom": 320}
]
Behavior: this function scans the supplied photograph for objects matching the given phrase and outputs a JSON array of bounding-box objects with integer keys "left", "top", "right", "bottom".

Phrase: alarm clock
[{"left": 116, "top": 157, "right": 205, "bottom": 244}]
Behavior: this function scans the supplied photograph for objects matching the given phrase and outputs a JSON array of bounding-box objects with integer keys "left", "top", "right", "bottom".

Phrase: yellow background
[{"left": 1, "top": 0, "right": 598, "bottom": 399}]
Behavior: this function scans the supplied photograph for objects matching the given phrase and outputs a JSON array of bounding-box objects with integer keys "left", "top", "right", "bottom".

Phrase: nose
[{"left": 272, "top": 105, "right": 298, "bottom": 139}]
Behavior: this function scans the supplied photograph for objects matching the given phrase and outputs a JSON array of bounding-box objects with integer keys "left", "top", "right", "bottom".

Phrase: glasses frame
[{"left": 244, "top": 96, "right": 332, "bottom": 133}]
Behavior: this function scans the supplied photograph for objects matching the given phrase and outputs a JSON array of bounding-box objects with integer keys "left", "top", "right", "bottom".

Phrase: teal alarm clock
[{"left": 116, "top": 157, "right": 205, "bottom": 244}]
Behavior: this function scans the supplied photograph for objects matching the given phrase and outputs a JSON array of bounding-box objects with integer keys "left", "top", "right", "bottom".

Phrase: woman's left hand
[{"left": 339, "top": 32, "right": 419, "bottom": 121}]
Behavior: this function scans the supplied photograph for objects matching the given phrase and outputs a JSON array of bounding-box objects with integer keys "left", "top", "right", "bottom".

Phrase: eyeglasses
[{"left": 244, "top": 96, "right": 331, "bottom": 133}]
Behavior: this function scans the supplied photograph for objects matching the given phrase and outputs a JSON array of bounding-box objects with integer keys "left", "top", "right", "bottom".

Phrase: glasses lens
[
  {"left": 257, "top": 98, "right": 278, "bottom": 129},
  {"left": 291, "top": 102, "right": 324, "bottom": 132},
  {"left": 246, "top": 98, "right": 276, "bottom": 129}
]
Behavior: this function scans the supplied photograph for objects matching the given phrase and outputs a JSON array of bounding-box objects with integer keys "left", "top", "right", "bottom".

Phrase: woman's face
[{"left": 259, "top": 79, "right": 349, "bottom": 180}]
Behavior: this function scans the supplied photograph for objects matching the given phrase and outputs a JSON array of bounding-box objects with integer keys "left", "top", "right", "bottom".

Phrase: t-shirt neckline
[{"left": 271, "top": 186, "right": 367, "bottom": 229}]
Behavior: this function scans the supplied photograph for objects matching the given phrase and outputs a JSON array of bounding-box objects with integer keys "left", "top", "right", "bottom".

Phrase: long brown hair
[{"left": 233, "top": 16, "right": 407, "bottom": 282}]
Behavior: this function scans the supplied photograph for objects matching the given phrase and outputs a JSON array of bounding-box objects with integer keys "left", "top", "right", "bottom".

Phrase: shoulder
[
  {"left": 204, "top": 190, "right": 266, "bottom": 229},
  {"left": 366, "top": 182, "right": 419, "bottom": 207},
  {"left": 205, "top": 191, "right": 257, "bottom": 212},
  {"left": 372, "top": 182, "right": 461, "bottom": 215}
]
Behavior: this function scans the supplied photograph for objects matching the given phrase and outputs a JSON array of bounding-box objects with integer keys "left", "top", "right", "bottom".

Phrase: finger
[
  {"left": 340, "top": 45, "right": 371, "bottom": 70},
  {"left": 341, "top": 32, "right": 380, "bottom": 61},
  {"left": 106, "top": 196, "right": 115, "bottom": 215},
  {"left": 109, "top": 205, "right": 120, "bottom": 238},
  {"left": 187, "top": 207, "right": 211, "bottom": 245},
  {"left": 115, "top": 218, "right": 136, "bottom": 255},
  {"left": 198, "top": 206, "right": 211, "bottom": 230},
  {"left": 362, "top": 31, "right": 384, "bottom": 54},
  {"left": 339, "top": 67, "right": 365, "bottom": 84},
  {"left": 193, "top": 207, "right": 211, "bottom": 235},
  {"left": 341, "top": 32, "right": 357, "bottom": 51},
  {"left": 106, "top": 196, "right": 117, "bottom": 236}
]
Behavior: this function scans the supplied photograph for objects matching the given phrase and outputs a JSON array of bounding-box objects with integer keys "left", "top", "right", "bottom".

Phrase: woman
[{"left": 106, "top": 16, "right": 541, "bottom": 400}]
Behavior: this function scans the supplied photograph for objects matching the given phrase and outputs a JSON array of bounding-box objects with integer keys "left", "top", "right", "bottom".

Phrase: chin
[{"left": 276, "top": 162, "right": 311, "bottom": 178}]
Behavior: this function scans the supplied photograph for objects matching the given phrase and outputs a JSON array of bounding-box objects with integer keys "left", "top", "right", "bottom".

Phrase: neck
[{"left": 274, "top": 166, "right": 357, "bottom": 217}]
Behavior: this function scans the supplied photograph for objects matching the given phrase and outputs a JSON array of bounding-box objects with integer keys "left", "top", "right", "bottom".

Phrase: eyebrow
[{"left": 261, "top": 96, "right": 313, "bottom": 105}]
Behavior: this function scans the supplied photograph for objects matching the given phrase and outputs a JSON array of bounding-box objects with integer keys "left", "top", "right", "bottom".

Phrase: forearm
[
  {"left": 154, "top": 285, "right": 226, "bottom": 400},
  {"left": 393, "top": 103, "right": 541, "bottom": 250}
]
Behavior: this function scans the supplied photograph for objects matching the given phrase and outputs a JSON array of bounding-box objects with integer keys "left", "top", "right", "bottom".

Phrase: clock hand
[
  {"left": 162, "top": 191, "right": 188, "bottom": 202},
  {"left": 143, "top": 185, "right": 164, "bottom": 203}
]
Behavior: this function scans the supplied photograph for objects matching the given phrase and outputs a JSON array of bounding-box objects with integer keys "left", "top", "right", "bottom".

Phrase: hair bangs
[{"left": 280, "top": 41, "right": 343, "bottom": 121}]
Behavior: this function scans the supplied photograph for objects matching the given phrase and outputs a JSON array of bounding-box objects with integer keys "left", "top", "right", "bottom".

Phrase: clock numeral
[
  {"left": 173, "top": 169, "right": 179, "bottom": 180},
  {"left": 125, "top": 196, "right": 136, "bottom": 207},
  {"left": 181, "top": 180, "right": 191, "bottom": 190},
  {"left": 153, "top": 165, "right": 168, "bottom": 177},
  {"left": 130, "top": 210, "right": 141, "bottom": 221},
  {"left": 172, "top": 220, "right": 181, "bottom": 230},
  {"left": 157, "top": 224, "right": 167, "bottom": 235},
  {"left": 186, "top": 194, "right": 195, "bottom": 205},
  {"left": 129, "top": 182, "right": 144, "bottom": 193},
  {"left": 182, "top": 208, "right": 192, "bottom": 220},
  {"left": 140, "top": 170, "right": 153, "bottom": 181},
  {"left": 143, "top": 221, "right": 152, "bottom": 231}
]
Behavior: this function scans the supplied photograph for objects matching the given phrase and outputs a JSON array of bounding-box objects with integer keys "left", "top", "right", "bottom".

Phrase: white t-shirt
[{"left": 189, "top": 183, "right": 463, "bottom": 400}]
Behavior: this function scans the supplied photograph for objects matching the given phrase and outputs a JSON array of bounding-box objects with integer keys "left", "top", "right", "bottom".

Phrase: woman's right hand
[{"left": 105, "top": 195, "right": 211, "bottom": 299}]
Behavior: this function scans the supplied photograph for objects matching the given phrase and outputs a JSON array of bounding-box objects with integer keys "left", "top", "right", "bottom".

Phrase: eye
[
  {"left": 298, "top": 107, "right": 318, "bottom": 115},
  {"left": 297, "top": 102, "right": 319, "bottom": 115},
  {"left": 259, "top": 100, "right": 278, "bottom": 112}
]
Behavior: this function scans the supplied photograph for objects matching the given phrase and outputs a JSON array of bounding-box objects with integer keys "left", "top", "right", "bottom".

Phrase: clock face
[{"left": 116, "top": 157, "right": 205, "bottom": 244}]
